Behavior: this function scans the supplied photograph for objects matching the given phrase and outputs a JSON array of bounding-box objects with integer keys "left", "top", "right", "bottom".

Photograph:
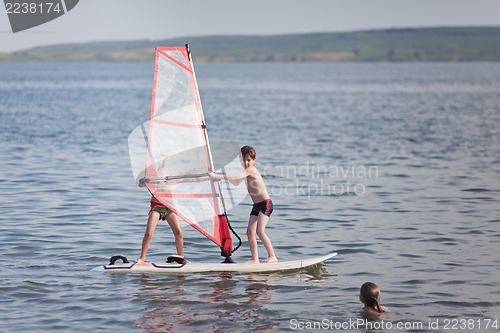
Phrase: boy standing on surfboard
[
  {"left": 209, "top": 146, "right": 278, "bottom": 263},
  {"left": 135, "top": 180, "right": 185, "bottom": 265}
]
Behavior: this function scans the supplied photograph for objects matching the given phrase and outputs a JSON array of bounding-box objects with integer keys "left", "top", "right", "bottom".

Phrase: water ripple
[{"left": 1, "top": 62, "right": 500, "bottom": 332}]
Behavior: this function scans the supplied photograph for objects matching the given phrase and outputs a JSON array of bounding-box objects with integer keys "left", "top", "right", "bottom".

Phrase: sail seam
[
  {"left": 151, "top": 118, "right": 204, "bottom": 129},
  {"left": 158, "top": 50, "right": 192, "bottom": 72}
]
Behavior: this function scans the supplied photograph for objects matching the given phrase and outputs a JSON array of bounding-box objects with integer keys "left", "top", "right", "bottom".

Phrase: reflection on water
[
  {"left": 135, "top": 275, "right": 269, "bottom": 332},
  {"left": 132, "top": 265, "right": 331, "bottom": 332}
]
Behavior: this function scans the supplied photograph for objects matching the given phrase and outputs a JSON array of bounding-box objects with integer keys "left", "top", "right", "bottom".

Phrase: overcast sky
[{"left": 1, "top": 0, "right": 500, "bottom": 53}]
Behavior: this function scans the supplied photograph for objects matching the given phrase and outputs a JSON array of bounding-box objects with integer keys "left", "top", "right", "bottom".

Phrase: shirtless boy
[
  {"left": 135, "top": 178, "right": 185, "bottom": 264},
  {"left": 209, "top": 145, "right": 277, "bottom": 263}
]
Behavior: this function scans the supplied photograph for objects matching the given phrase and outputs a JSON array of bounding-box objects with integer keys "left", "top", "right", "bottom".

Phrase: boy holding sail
[{"left": 209, "top": 146, "right": 278, "bottom": 263}]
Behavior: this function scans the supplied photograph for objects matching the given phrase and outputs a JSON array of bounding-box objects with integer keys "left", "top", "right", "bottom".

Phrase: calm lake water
[{"left": 1, "top": 61, "right": 499, "bottom": 332}]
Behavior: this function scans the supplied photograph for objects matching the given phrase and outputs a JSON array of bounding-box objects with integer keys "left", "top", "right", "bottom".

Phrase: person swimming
[{"left": 359, "top": 282, "right": 390, "bottom": 315}]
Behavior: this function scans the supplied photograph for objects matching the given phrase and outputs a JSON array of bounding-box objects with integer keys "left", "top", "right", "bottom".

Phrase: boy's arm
[{"left": 208, "top": 170, "right": 247, "bottom": 186}]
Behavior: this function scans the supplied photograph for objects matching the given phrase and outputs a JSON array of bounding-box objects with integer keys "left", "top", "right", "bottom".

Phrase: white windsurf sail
[{"left": 140, "top": 45, "right": 238, "bottom": 258}]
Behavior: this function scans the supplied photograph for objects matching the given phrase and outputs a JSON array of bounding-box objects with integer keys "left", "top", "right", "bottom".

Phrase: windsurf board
[{"left": 100, "top": 252, "right": 337, "bottom": 274}]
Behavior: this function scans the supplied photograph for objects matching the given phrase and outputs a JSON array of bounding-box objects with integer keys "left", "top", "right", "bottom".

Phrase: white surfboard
[{"left": 101, "top": 252, "right": 337, "bottom": 274}]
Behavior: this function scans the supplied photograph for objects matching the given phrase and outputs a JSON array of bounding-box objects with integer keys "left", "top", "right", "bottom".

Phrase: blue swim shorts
[{"left": 250, "top": 199, "right": 273, "bottom": 217}]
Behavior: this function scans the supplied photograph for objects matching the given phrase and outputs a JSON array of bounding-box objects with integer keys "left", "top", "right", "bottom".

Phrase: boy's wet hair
[
  {"left": 241, "top": 146, "right": 256, "bottom": 160},
  {"left": 360, "top": 282, "right": 382, "bottom": 313}
]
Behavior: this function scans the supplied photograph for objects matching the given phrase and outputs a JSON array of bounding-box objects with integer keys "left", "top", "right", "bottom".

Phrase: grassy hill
[{"left": 2, "top": 26, "right": 500, "bottom": 62}]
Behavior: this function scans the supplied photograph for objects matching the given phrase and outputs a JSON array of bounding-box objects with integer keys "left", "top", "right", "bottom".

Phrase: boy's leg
[
  {"left": 136, "top": 211, "right": 160, "bottom": 263},
  {"left": 166, "top": 213, "right": 183, "bottom": 257},
  {"left": 245, "top": 215, "right": 259, "bottom": 263},
  {"left": 256, "top": 212, "right": 277, "bottom": 263}
]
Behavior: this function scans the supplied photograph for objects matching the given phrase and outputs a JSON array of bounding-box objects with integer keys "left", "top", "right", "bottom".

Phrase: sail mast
[{"left": 185, "top": 44, "right": 228, "bottom": 215}]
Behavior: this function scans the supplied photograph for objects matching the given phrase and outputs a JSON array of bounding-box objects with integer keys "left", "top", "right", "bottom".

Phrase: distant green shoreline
[{"left": 2, "top": 26, "right": 500, "bottom": 62}]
